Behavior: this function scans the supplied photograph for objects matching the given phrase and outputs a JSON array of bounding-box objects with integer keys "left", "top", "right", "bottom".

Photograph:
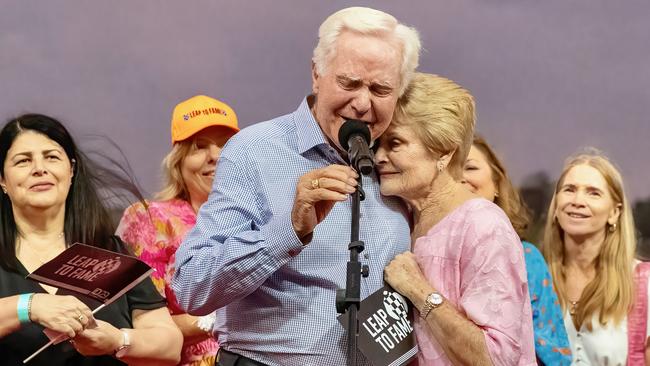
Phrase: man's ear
[{"left": 311, "top": 62, "right": 320, "bottom": 95}]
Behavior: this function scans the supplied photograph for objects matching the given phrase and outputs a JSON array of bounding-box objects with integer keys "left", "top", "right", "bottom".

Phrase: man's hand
[{"left": 291, "top": 164, "right": 358, "bottom": 243}]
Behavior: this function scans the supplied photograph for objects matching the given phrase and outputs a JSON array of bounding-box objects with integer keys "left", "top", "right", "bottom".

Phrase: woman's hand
[
  {"left": 171, "top": 313, "right": 214, "bottom": 346},
  {"left": 384, "top": 251, "right": 432, "bottom": 303},
  {"left": 71, "top": 319, "right": 123, "bottom": 356},
  {"left": 29, "top": 294, "right": 93, "bottom": 338}
]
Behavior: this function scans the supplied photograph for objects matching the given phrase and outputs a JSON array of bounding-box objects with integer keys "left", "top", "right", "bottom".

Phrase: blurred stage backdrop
[{"left": 1, "top": 0, "right": 649, "bottom": 248}]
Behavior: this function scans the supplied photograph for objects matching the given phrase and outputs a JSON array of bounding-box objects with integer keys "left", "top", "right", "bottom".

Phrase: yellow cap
[{"left": 171, "top": 95, "right": 239, "bottom": 144}]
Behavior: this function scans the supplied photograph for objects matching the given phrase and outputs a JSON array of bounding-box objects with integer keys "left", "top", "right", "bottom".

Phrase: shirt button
[
  {"left": 364, "top": 253, "right": 369, "bottom": 259},
  {"left": 576, "top": 332, "right": 581, "bottom": 337}
]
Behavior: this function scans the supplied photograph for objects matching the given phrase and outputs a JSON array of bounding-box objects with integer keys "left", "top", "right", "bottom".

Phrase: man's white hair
[{"left": 312, "top": 7, "right": 421, "bottom": 96}]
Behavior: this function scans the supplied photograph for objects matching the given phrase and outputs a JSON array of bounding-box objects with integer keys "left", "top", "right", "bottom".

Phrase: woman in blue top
[{"left": 462, "top": 135, "right": 572, "bottom": 365}]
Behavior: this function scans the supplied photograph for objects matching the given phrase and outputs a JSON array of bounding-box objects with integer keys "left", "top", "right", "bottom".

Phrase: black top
[{"left": 0, "top": 237, "right": 166, "bottom": 365}]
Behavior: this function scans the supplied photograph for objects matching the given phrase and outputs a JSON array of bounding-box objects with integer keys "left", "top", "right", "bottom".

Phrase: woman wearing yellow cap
[{"left": 117, "top": 95, "right": 239, "bottom": 366}]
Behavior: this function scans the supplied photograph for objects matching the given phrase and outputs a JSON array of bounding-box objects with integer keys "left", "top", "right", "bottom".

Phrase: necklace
[
  {"left": 569, "top": 300, "right": 579, "bottom": 315},
  {"left": 17, "top": 232, "right": 65, "bottom": 265}
]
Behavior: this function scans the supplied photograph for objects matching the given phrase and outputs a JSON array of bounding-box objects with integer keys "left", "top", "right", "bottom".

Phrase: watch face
[{"left": 428, "top": 293, "right": 443, "bottom": 306}]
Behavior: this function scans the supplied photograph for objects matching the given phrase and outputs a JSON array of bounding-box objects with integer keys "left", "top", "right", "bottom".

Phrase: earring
[
  {"left": 609, "top": 223, "right": 617, "bottom": 233},
  {"left": 437, "top": 161, "right": 444, "bottom": 172},
  {"left": 494, "top": 192, "right": 499, "bottom": 198}
]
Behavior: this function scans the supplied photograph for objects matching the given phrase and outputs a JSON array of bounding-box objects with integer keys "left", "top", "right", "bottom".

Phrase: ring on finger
[
  {"left": 77, "top": 314, "right": 84, "bottom": 322},
  {"left": 311, "top": 179, "right": 320, "bottom": 189}
]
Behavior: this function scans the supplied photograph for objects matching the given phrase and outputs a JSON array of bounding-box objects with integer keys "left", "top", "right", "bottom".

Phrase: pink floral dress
[{"left": 117, "top": 199, "right": 218, "bottom": 366}]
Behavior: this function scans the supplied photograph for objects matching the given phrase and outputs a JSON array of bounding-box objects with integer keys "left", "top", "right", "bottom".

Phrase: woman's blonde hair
[
  {"left": 471, "top": 135, "right": 531, "bottom": 239},
  {"left": 542, "top": 151, "right": 636, "bottom": 330},
  {"left": 155, "top": 139, "right": 209, "bottom": 201},
  {"left": 393, "top": 72, "right": 476, "bottom": 180}
]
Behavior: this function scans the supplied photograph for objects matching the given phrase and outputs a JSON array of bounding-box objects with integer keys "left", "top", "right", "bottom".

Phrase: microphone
[{"left": 338, "top": 119, "right": 374, "bottom": 175}]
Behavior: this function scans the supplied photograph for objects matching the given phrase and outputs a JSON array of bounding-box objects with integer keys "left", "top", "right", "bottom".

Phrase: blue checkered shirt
[{"left": 172, "top": 97, "right": 411, "bottom": 366}]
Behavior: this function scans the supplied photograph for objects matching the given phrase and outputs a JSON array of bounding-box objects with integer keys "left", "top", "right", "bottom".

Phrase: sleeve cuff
[{"left": 260, "top": 211, "right": 307, "bottom": 263}]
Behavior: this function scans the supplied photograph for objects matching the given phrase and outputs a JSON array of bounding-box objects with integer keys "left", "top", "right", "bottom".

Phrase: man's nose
[{"left": 350, "top": 88, "right": 371, "bottom": 117}]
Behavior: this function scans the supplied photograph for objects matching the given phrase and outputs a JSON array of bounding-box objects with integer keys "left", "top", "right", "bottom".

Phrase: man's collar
[{"left": 295, "top": 95, "right": 330, "bottom": 154}]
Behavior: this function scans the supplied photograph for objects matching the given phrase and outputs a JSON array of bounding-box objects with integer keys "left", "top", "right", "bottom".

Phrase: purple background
[{"left": 1, "top": 1, "right": 649, "bottom": 201}]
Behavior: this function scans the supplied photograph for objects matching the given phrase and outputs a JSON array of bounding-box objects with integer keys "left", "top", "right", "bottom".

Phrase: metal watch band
[
  {"left": 114, "top": 329, "right": 131, "bottom": 358},
  {"left": 420, "top": 301, "right": 435, "bottom": 319},
  {"left": 420, "top": 292, "right": 443, "bottom": 319}
]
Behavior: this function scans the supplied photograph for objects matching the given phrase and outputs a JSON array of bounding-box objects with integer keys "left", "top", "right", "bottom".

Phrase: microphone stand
[{"left": 336, "top": 174, "right": 370, "bottom": 366}]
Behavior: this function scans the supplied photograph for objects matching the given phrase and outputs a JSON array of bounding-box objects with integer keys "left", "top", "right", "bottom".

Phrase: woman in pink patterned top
[
  {"left": 376, "top": 73, "right": 536, "bottom": 365},
  {"left": 117, "top": 95, "right": 239, "bottom": 366}
]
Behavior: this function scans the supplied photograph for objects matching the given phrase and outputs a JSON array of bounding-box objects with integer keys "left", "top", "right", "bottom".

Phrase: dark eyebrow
[
  {"left": 10, "top": 151, "right": 32, "bottom": 159},
  {"left": 11, "top": 149, "right": 62, "bottom": 158}
]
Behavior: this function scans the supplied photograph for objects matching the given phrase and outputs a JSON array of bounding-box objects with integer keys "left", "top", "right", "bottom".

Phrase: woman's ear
[
  {"left": 608, "top": 202, "right": 622, "bottom": 226},
  {"left": 70, "top": 158, "right": 76, "bottom": 178},
  {"left": 439, "top": 149, "right": 457, "bottom": 169}
]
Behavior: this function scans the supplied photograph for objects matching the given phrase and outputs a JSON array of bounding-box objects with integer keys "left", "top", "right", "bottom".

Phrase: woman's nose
[{"left": 207, "top": 144, "right": 221, "bottom": 162}]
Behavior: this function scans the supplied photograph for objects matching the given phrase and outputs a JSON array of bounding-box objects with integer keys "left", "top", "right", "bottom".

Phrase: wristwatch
[
  {"left": 113, "top": 329, "right": 131, "bottom": 358},
  {"left": 420, "top": 292, "right": 444, "bottom": 319}
]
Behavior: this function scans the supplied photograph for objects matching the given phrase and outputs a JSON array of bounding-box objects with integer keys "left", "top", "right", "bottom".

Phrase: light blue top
[
  {"left": 523, "top": 241, "right": 572, "bottom": 365},
  {"left": 171, "top": 97, "right": 411, "bottom": 366}
]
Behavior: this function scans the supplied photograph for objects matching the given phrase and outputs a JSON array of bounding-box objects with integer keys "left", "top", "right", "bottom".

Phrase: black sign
[
  {"left": 27, "top": 242, "right": 153, "bottom": 304},
  {"left": 339, "top": 285, "right": 418, "bottom": 366}
]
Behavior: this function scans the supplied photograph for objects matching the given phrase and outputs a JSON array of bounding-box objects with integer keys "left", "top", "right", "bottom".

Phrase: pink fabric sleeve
[
  {"left": 116, "top": 202, "right": 167, "bottom": 296},
  {"left": 458, "top": 219, "right": 533, "bottom": 366}
]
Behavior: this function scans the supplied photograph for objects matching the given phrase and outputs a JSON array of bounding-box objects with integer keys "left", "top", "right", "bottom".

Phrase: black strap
[{"left": 216, "top": 349, "right": 268, "bottom": 366}]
